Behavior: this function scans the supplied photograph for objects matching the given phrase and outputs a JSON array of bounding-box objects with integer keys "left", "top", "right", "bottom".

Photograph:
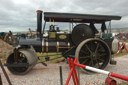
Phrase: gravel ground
[{"left": 1, "top": 55, "right": 128, "bottom": 85}]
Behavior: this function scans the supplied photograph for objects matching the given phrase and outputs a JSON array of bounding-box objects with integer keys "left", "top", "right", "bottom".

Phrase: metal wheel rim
[{"left": 75, "top": 38, "right": 111, "bottom": 73}]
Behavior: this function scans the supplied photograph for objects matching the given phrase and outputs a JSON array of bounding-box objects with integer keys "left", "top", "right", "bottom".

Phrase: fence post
[
  {"left": 0, "top": 74, "right": 2, "bottom": 85},
  {"left": 59, "top": 66, "right": 63, "bottom": 85},
  {"left": 0, "top": 60, "right": 12, "bottom": 85}
]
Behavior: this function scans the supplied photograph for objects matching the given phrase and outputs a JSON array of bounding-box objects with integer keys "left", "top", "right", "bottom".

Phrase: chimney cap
[{"left": 36, "top": 10, "right": 43, "bottom": 13}]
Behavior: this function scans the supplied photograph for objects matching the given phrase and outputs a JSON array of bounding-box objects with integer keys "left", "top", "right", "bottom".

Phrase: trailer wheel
[{"left": 75, "top": 38, "right": 111, "bottom": 73}]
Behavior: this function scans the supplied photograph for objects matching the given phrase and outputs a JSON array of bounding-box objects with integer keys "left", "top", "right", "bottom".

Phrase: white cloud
[{"left": 0, "top": 0, "right": 127, "bottom": 32}]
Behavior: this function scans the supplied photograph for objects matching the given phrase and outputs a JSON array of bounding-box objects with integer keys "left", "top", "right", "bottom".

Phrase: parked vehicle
[{"left": 5, "top": 10, "right": 121, "bottom": 75}]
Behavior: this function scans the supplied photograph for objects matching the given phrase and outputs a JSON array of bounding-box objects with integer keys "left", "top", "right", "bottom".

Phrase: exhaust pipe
[{"left": 36, "top": 10, "right": 42, "bottom": 38}]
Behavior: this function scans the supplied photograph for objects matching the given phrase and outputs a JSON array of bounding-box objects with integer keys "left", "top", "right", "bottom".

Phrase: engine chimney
[{"left": 36, "top": 10, "right": 42, "bottom": 38}]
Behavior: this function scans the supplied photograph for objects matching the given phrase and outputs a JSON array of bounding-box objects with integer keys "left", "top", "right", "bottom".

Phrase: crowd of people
[{"left": 115, "top": 33, "right": 128, "bottom": 41}]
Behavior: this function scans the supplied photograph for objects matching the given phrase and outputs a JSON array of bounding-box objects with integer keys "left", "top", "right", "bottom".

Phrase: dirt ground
[{"left": 0, "top": 55, "right": 128, "bottom": 85}]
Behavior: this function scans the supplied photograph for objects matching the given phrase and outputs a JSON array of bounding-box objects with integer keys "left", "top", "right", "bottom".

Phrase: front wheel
[{"left": 6, "top": 52, "right": 30, "bottom": 75}]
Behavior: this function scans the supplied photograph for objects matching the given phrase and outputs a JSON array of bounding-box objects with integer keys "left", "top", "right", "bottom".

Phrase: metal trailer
[{"left": 5, "top": 10, "right": 121, "bottom": 75}]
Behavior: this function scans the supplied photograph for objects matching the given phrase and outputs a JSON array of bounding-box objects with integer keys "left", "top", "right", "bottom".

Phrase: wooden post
[
  {"left": 0, "top": 74, "right": 2, "bottom": 85},
  {"left": 0, "top": 60, "right": 12, "bottom": 85}
]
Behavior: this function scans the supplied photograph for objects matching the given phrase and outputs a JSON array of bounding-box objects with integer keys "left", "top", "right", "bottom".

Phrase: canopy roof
[{"left": 44, "top": 12, "right": 121, "bottom": 23}]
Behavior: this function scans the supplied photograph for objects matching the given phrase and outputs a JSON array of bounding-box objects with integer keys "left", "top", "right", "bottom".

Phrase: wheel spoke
[
  {"left": 95, "top": 43, "right": 99, "bottom": 54},
  {"left": 81, "top": 59, "right": 88, "bottom": 64},
  {"left": 98, "top": 54, "right": 106, "bottom": 57},
  {"left": 80, "top": 49, "right": 87, "bottom": 55},
  {"left": 79, "top": 56, "right": 90, "bottom": 59},
  {"left": 95, "top": 59, "right": 100, "bottom": 67},
  {"left": 85, "top": 45, "right": 93, "bottom": 54},
  {"left": 97, "top": 58, "right": 104, "bottom": 62},
  {"left": 88, "top": 60, "right": 92, "bottom": 66},
  {"left": 90, "top": 58, "right": 94, "bottom": 66},
  {"left": 98, "top": 46, "right": 105, "bottom": 51}
]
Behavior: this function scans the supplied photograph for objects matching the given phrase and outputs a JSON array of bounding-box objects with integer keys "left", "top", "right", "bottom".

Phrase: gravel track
[{"left": 1, "top": 55, "right": 128, "bottom": 85}]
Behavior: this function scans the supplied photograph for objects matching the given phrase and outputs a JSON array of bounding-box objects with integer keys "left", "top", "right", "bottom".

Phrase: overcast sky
[{"left": 0, "top": 0, "right": 128, "bottom": 32}]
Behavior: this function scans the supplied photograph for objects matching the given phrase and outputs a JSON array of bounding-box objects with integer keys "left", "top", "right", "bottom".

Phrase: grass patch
[
  {"left": 113, "top": 42, "right": 128, "bottom": 57},
  {"left": 119, "top": 40, "right": 128, "bottom": 43},
  {"left": 112, "top": 50, "right": 128, "bottom": 57}
]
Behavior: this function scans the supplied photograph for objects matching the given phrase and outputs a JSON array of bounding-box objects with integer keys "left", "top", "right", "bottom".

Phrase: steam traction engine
[{"left": 5, "top": 10, "right": 121, "bottom": 75}]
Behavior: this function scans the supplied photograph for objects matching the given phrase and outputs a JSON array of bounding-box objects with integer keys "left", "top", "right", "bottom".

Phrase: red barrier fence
[
  {"left": 65, "top": 58, "right": 128, "bottom": 85},
  {"left": 116, "top": 42, "right": 128, "bottom": 55}
]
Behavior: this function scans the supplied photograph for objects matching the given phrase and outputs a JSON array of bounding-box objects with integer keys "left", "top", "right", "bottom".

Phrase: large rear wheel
[{"left": 75, "top": 38, "right": 111, "bottom": 73}]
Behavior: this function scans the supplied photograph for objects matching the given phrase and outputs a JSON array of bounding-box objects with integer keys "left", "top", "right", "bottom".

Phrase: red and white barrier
[
  {"left": 65, "top": 58, "right": 128, "bottom": 85},
  {"left": 116, "top": 42, "right": 128, "bottom": 55}
]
